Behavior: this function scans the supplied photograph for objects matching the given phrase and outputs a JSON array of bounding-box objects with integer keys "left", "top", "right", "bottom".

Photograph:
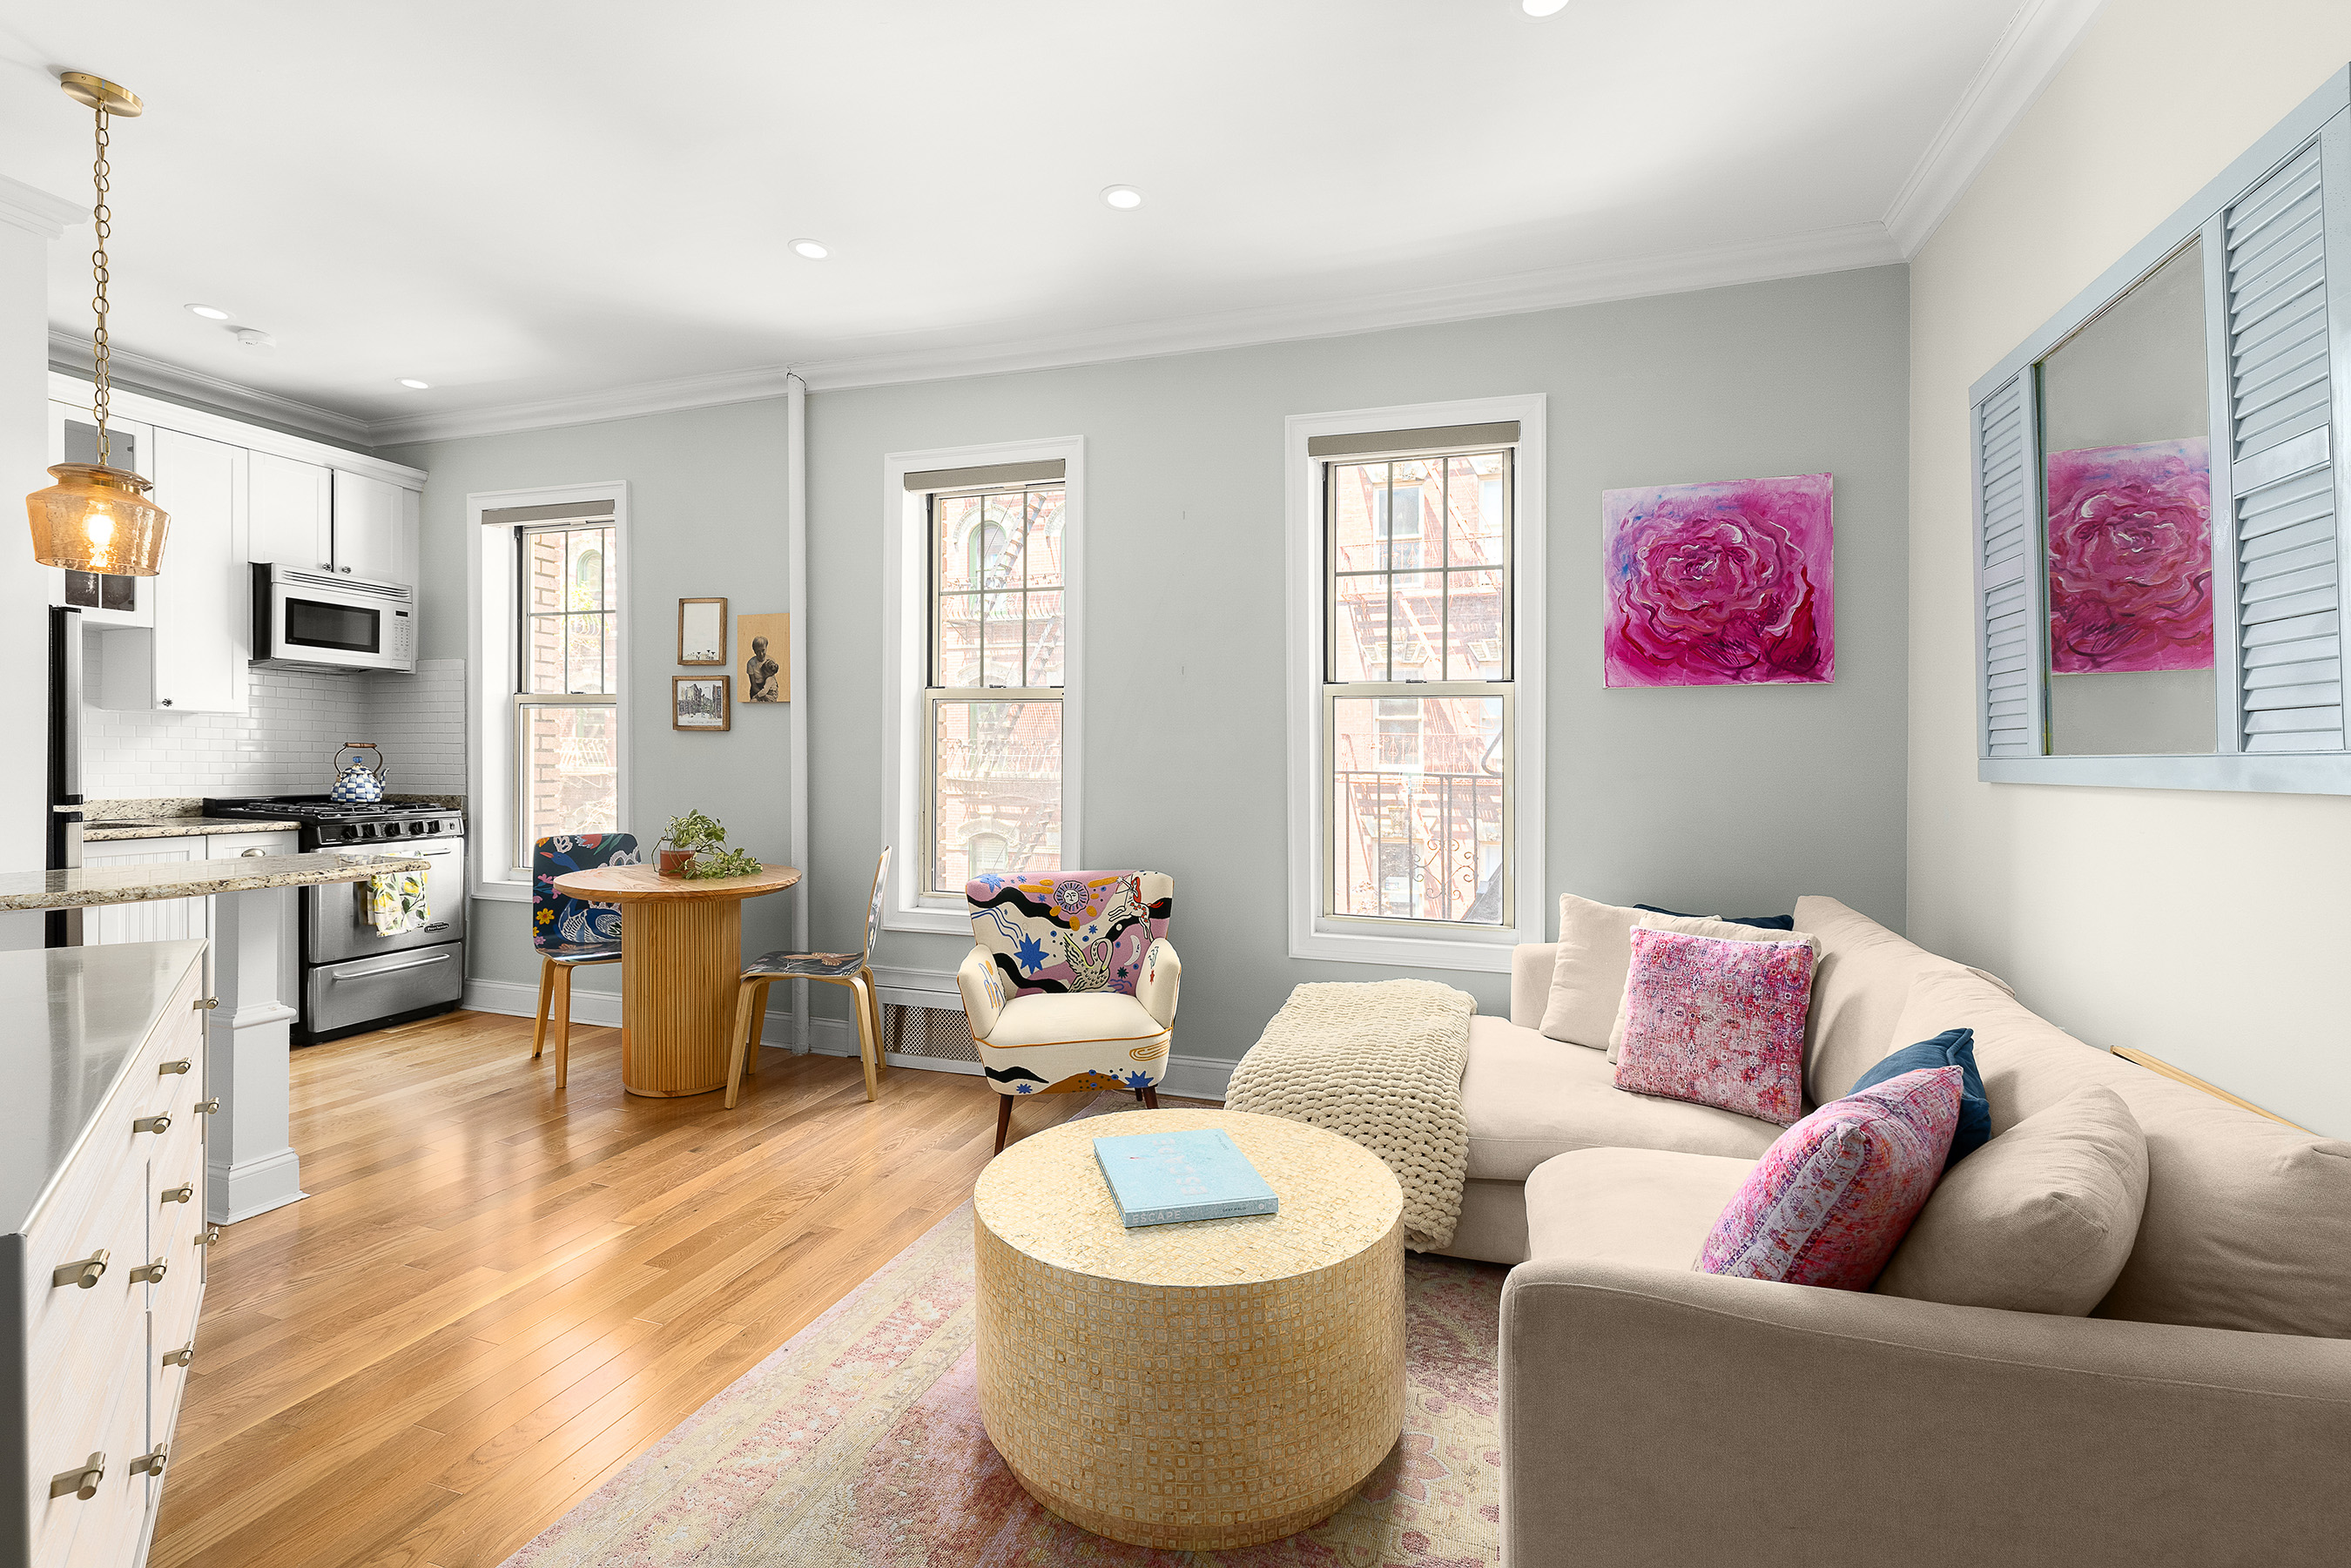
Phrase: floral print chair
[
  {"left": 955, "top": 870, "right": 1180, "bottom": 1152},
  {"left": 529, "top": 833, "right": 641, "bottom": 1087}
]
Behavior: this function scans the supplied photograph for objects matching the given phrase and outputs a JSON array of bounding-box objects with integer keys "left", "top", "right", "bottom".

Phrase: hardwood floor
[{"left": 150, "top": 1008, "right": 1109, "bottom": 1568}]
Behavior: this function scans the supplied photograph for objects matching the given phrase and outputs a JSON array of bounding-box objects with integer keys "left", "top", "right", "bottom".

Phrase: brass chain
[{"left": 90, "top": 103, "right": 112, "bottom": 468}]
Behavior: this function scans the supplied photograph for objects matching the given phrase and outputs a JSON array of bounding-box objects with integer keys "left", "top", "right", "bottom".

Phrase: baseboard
[{"left": 208, "top": 1146, "right": 307, "bottom": 1225}]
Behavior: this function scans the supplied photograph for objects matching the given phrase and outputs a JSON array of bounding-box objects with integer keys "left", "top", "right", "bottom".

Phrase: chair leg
[
  {"left": 552, "top": 966, "right": 575, "bottom": 1089},
  {"left": 847, "top": 975, "right": 880, "bottom": 1102},
  {"left": 744, "top": 980, "right": 773, "bottom": 1076},
  {"left": 994, "top": 1094, "right": 1014, "bottom": 1154},
  {"left": 860, "top": 968, "right": 886, "bottom": 1075},
  {"left": 725, "top": 980, "right": 760, "bottom": 1110},
  {"left": 531, "top": 957, "right": 556, "bottom": 1060},
  {"left": 1142, "top": 1085, "right": 1159, "bottom": 1110}
]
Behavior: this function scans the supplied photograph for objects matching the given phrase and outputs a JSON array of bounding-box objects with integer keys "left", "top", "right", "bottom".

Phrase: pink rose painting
[
  {"left": 1603, "top": 473, "right": 1835, "bottom": 687},
  {"left": 2045, "top": 438, "right": 2213, "bottom": 674}
]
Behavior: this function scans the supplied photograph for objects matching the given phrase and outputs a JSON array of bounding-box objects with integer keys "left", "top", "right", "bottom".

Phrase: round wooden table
[
  {"left": 549, "top": 862, "right": 800, "bottom": 1097},
  {"left": 972, "top": 1108, "right": 1405, "bottom": 1551}
]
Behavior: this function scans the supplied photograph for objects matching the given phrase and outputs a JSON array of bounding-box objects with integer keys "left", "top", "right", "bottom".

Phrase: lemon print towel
[{"left": 369, "top": 869, "right": 429, "bottom": 936}]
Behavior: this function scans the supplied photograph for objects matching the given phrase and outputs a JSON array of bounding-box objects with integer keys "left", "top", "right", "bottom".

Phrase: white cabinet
[
  {"left": 331, "top": 470, "right": 421, "bottom": 584},
  {"left": 80, "top": 838, "right": 209, "bottom": 946},
  {"left": 247, "top": 451, "right": 333, "bottom": 572},
  {"left": 91, "top": 428, "right": 248, "bottom": 715}
]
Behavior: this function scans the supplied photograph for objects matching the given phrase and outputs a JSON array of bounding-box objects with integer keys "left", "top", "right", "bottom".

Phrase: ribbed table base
[{"left": 618, "top": 894, "right": 742, "bottom": 1097}]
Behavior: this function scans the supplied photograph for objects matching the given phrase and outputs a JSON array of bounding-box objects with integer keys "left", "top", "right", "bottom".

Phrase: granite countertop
[
  {"left": 83, "top": 817, "right": 303, "bottom": 842},
  {"left": 3, "top": 941, "right": 207, "bottom": 1231},
  {"left": 0, "top": 851, "right": 432, "bottom": 912}
]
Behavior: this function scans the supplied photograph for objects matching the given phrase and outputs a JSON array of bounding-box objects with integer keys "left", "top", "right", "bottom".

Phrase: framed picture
[
  {"left": 678, "top": 597, "right": 727, "bottom": 664},
  {"left": 738, "top": 611, "right": 791, "bottom": 703},
  {"left": 672, "top": 675, "right": 731, "bottom": 731}
]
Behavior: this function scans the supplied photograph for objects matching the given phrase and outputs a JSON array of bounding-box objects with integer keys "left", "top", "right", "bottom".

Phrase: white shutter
[
  {"left": 2223, "top": 137, "right": 2345, "bottom": 753},
  {"left": 1974, "top": 373, "right": 2040, "bottom": 757}
]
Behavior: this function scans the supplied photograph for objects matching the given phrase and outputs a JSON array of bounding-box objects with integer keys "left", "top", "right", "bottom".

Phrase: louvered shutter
[
  {"left": 2222, "top": 135, "right": 2346, "bottom": 753},
  {"left": 1974, "top": 373, "right": 2041, "bottom": 757}
]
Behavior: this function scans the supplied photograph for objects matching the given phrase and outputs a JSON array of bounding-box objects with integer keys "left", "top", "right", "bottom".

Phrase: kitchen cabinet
[
  {"left": 91, "top": 428, "right": 249, "bottom": 715},
  {"left": 331, "top": 469, "right": 421, "bottom": 584},
  {"left": 247, "top": 451, "right": 333, "bottom": 571},
  {"left": 80, "top": 838, "right": 208, "bottom": 946}
]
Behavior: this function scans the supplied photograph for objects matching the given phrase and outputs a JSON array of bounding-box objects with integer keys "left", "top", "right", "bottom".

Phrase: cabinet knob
[
  {"left": 131, "top": 1257, "right": 169, "bottom": 1285},
  {"left": 240, "top": 848, "right": 267, "bottom": 858},
  {"left": 194, "top": 996, "right": 221, "bottom": 1010},
  {"left": 51, "top": 1250, "right": 109, "bottom": 1289},
  {"left": 50, "top": 1454, "right": 104, "bottom": 1501},
  {"left": 194, "top": 1225, "right": 223, "bottom": 1248},
  {"left": 162, "top": 1343, "right": 195, "bottom": 1369},
  {"left": 161, "top": 1182, "right": 195, "bottom": 1206},
  {"left": 134, "top": 1113, "right": 172, "bottom": 1134},
  {"left": 131, "top": 1446, "right": 167, "bottom": 1477},
  {"left": 194, "top": 1099, "right": 221, "bottom": 1114},
  {"left": 339, "top": 566, "right": 352, "bottom": 573},
  {"left": 159, "top": 1056, "right": 193, "bottom": 1074},
  {"left": 159, "top": 698, "right": 173, "bottom": 706}
]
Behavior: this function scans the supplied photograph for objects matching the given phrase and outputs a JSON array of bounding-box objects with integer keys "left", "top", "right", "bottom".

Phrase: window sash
[
  {"left": 511, "top": 691, "right": 619, "bottom": 873},
  {"left": 921, "top": 687, "right": 1063, "bottom": 898},
  {"left": 1324, "top": 449, "right": 1513, "bottom": 684},
  {"left": 1321, "top": 683, "right": 1513, "bottom": 931}
]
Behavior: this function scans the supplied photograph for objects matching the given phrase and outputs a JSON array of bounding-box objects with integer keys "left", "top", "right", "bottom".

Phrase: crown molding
[
  {"left": 48, "top": 327, "right": 377, "bottom": 448},
  {"left": 1884, "top": 0, "right": 2110, "bottom": 257},
  {"left": 0, "top": 175, "right": 84, "bottom": 239},
  {"left": 367, "top": 360, "right": 802, "bottom": 447}
]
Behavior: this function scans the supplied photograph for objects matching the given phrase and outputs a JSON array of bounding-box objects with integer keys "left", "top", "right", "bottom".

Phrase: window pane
[
  {"left": 936, "top": 495, "right": 980, "bottom": 592},
  {"left": 981, "top": 593, "right": 1024, "bottom": 686},
  {"left": 931, "top": 699, "right": 1061, "bottom": 894},
  {"left": 980, "top": 494, "right": 1024, "bottom": 589},
  {"left": 1330, "top": 695, "right": 1505, "bottom": 925},
  {"left": 1391, "top": 575, "right": 1442, "bottom": 681},
  {"left": 1025, "top": 489, "right": 1065, "bottom": 589},
  {"left": 566, "top": 529, "right": 602, "bottom": 611},
  {"left": 936, "top": 593, "right": 982, "bottom": 688},
  {"left": 1447, "top": 453, "right": 1507, "bottom": 568},
  {"left": 1333, "top": 572, "right": 1388, "bottom": 682},
  {"left": 567, "top": 613, "right": 603, "bottom": 693},
  {"left": 1445, "top": 569, "right": 1507, "bottom": 680},
  {"left": 1384, "top": 461, "right": 1433, "bottom": 569},
  {"left": 1024, "top": 590, "right": 1064, "bottom": 686},
  {"left": 520, "top": 703, "right": 617, "bottom": 860},
  {"left": 1333, "top": 463, "right": 1385, "bottom": 573}
]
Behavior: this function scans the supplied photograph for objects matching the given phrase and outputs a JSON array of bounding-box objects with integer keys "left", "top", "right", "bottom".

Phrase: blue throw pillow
[
  {"left": 1634, "top": 903, "right": 1796, "bottom": 932},
  {"left": 1850, "top": 1028, "right": 1991, "bottom": 1169}
]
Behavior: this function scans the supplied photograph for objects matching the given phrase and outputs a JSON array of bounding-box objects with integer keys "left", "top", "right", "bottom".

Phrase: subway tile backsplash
[{"left": 82, "top": 657, "right": 466, "bottom": 797}]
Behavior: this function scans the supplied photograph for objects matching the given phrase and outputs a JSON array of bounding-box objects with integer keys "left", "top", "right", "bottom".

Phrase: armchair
[{"left": 954, "top": 870, "right": 1179, "bottom": 1152}]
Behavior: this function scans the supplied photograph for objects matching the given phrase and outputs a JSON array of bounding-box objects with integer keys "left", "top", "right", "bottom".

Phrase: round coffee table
[{"left": 972, "top": 1108, "right": 1405, "bottom": 1551}]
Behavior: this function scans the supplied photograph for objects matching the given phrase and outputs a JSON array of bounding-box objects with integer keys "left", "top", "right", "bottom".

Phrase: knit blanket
[{"left": 1225, "top": 979, "right": 1475, "bottom": 1252}]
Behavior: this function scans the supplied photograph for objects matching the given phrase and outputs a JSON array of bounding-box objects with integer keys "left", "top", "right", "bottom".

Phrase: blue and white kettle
[{"left": 329, "top": 742, "right": 388, "bottom": 804}]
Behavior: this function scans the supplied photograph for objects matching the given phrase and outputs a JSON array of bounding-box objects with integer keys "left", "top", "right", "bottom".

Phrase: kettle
[{"left": 330, "top": 742, "right": 387, "bottom": 804}]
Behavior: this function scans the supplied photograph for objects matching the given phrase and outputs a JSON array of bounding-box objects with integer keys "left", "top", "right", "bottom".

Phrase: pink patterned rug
[{"left": 502, "top": 1105, "right": 1506, "bottom": 1567}]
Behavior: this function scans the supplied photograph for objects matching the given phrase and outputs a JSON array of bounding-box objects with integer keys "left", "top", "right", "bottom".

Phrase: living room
[{"left": 0, "top": 2, "right": 2346, "bottom": 1565}]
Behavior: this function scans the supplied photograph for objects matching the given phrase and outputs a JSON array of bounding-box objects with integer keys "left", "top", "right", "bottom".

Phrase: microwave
[{"left": 253, "top": 563, "right": 418, "bottom": 673}]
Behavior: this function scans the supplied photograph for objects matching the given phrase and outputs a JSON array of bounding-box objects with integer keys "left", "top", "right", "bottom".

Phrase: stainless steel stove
[{"left": 204, "top": 796, "right": 468, "bottom": 1041}]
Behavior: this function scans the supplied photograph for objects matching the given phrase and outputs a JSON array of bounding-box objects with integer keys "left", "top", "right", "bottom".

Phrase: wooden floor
[{"left": 150, "top": 1008, "right": 1108, "bottom": 1568}]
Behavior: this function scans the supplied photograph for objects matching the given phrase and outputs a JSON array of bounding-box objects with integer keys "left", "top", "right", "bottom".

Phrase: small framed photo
[
  {"left": 672, "top": 675, "right": 731, "bottom": 731},
  {"left": 678, "top": 597, "right": 727, "bottom": 664},
  {"left": 738, "top": 611, "right": 790, "bottom": 703}
]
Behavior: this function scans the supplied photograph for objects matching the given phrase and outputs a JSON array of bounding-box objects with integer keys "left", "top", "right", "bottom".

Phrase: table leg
[{"left": 620, "top": 895, "right": 743, "bottom": 1097}]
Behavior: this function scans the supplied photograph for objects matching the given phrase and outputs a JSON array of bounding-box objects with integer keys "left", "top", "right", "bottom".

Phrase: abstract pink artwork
[
  {"left": 1603, "top": 473, "right": 1834, "bottom": 687},
  {"left": 2045, "top": 438, "right": 2213, "bottom": 674}
]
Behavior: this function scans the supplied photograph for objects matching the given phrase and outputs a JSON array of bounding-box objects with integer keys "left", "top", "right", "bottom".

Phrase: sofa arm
[
  {"left": 1500, "top": 1256, "right": 2351, "bottom": 1568},
  {"left": 1135, "top": 938, "right": 1180, "bottom": 1029},
  {"left": 1511, "top": 943, "right": 1557, "bottom": 1029},
  {"left": 954, "top": 946, "right": 1004, "bottom": 1041}
]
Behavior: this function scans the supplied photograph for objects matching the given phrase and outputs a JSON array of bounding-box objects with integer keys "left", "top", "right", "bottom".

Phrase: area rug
[{"left": 503, "top": 1100, "right": 1506, "bottom": 1567}]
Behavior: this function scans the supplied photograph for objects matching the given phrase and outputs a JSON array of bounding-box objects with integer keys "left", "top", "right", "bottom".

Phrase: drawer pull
[
  {"left": 131, "top": 1257, "right": 169, "bottom": 1285},
  {"left": 135, "top": 1113, "right": 172, "bottom": 1135},
  {"left": 163, "top": 1342, "right": 196, "bottom": 1369},
  {"left": 131, "top": 1446, "right": 167, "bottom": 1477},
  {"left": 194, "top": 1099, "right": 222, "bottom": 1115},
  {"left": 159, "top": 1058, "right": 193, "bottom": 1076},
  {"left": 50, "top": 1454, "right": 104, "bottom": 1500},
  {"left": 194, "top": 1226, "right": 223, "bottom": 1248},
  {"left": 194, "top": 997, "right": 219, "bottom": 1010},
  {"left": 162, "top": 1182, "right": 195, "bottom": 1205},
  {"left": 52, "top": 1250, "right": 109, "bottom": 1289}
]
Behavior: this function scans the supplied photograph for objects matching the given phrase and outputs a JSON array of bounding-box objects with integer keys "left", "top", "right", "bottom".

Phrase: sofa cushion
[
  {"left": 1852, "top": 1027, "right": 1991, "bottom": 1168},
  {"left": 1635, "top": 904, "right": 1796, "bottom": 931},
  {"left": 1523, "top": 1147, "right": 1757, "bottom": 1269},
  {"left": 1611, "top": 929, "right": 1815, "bottom": 1125},
  {"left": 1876, "top": 1084, "right": 2148, "bottom": 1316},
  {"left": 981, "top": 991, "right": 1167, "bottom": 1049},
  {"left": 1606, "top": 912, "right": 1822, "bottom": 1065},
  {"left": 1462, "top": 1014, "right": 1782, "bottom": 1181},
  {"left": 1539, "top": 895, "right": 1649, "bottom": 1048},
  {"left": 1891, "top": 966, "right": 2351, "bottom": 1338},
  {"left": 1792, "top": 895, "right": 1976, "bottom": 1110}
]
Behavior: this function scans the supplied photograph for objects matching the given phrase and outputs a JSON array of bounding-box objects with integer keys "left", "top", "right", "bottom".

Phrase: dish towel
[{"left": 368, "top": 870, "right": 428, "bottom": 936}]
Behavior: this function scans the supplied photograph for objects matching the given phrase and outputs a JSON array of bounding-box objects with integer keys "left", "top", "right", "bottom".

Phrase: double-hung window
[{"left": 513, "top": 521, "right": 620, "bottom": 870}]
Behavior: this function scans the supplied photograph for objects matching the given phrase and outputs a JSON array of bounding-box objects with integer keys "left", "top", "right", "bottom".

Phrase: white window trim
[
  {"left": 1284, "top": 395, "right": 1546, "bottom": 972},
  {"left": 880, "top": 436, "right": 1086, "bottom": 934},
  {"left": 466, "top": 481, "right": 632, "bottom": 904}
]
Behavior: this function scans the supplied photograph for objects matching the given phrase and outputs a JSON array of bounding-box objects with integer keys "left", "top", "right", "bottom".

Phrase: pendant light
[{"left": 26, "top": 72, "right": 169, "bottom": 577}]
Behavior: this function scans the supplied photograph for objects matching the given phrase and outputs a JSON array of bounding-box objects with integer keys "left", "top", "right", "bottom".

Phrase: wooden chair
[
  {"left": 529, "top": 833, "right": 641, "bottom": 1087},
  {"left": 726, "top": 846, "right": 891, "bottom": 1107}
]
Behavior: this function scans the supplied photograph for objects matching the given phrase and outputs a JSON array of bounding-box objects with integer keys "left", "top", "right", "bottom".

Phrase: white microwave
[{"left": 253, "top": 563, "right": 417, "bottom": 673}]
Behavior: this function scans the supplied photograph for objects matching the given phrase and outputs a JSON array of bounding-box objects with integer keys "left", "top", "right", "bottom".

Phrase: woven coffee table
[{"left": 972, "top": 1107, "right": 1405, "bottom": 1550}]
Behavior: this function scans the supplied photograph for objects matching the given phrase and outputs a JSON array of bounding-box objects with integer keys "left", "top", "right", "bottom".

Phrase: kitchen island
[{"left": 0, "top": 852, "right": 429, "bottom": 1227}]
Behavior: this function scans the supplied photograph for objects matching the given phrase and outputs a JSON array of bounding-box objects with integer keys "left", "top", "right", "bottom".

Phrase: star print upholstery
[{"left": 530, "top": 833, "right": 642, "bottom": 960}]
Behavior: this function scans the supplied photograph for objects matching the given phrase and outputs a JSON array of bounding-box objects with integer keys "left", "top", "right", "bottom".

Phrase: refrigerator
[{"left": 47, "top": 604, "right": 84, "bottom": 947}]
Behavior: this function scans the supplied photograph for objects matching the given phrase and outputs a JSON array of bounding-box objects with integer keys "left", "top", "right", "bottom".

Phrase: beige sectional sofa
[{"left": 1467, "top": 895, "right": 2351, "bottom": 1567}]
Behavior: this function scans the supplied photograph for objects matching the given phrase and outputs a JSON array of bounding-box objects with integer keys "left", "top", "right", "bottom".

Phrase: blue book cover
[{"left": 1092, "top": 1127, "right": 1279, "bottom": 1228}]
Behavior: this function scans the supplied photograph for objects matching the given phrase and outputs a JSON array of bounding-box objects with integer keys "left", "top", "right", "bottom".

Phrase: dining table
[{"left": 548, "top": 860, "right": 802, "bottom": 1097}]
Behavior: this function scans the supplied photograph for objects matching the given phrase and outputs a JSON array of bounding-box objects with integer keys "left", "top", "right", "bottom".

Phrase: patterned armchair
[
  {"left": 529, "top": 832, "right": 641, "bottom": 1087},
  {"left": 954, "top": 870, "right": 1180, "bottom": 1152}
]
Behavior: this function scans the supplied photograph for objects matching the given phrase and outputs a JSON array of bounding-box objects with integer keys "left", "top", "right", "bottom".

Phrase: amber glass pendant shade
[{"left": 26, "top": 462, "right": 170, "bottom": 575}]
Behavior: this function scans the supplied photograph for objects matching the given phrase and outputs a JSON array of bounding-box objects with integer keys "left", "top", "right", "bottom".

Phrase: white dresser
[{"left": 0, "top": 942, "right": 212, "bottom": 1568}]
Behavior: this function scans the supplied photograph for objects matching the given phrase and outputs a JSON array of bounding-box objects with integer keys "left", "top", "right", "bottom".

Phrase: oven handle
[{"left": 326, "top": 952, "right": 454, "bottom": 981}]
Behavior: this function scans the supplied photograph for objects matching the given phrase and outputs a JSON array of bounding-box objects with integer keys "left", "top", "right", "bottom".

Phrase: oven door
[{"left": 305, "top": 838, "right": 468, "bottom": 966}]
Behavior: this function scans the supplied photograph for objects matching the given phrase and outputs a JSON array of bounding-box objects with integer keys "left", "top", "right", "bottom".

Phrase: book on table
[{"left": 1092, "top": 1127, "right": 1279, "bottom": 1228}]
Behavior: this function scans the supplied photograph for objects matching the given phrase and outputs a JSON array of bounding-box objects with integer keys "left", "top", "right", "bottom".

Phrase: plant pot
[{"left": 658, "top": 848, "right": 694, "bottom": 877}]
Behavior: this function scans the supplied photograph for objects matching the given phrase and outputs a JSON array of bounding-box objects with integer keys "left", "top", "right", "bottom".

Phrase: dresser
[{"left": 0, "top": 942, "right": 212, "bottom": 1568}]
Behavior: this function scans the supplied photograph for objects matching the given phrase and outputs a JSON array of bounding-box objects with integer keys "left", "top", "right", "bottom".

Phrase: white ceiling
[{"left": 0, "top": 1, "right": 2096, "bottom": 444}]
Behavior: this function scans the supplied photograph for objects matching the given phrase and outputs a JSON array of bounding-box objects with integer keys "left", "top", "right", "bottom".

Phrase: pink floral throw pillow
[
  {"left": 1698, "top": 1067, "right": 1964, "bottom": 1290},
  {"left": 1612, "top": 927, "right": 1815, "bottom": 1125}
]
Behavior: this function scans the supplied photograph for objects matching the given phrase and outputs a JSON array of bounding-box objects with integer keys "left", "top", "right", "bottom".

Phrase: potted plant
[{"left": 659, "top": 808, "right": 727, "bottom": 877}]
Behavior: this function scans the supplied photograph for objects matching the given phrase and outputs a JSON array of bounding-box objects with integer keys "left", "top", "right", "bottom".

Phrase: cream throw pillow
[
  {"left": 1606, "top": 912, "right": 1822, "bottom": 1063},
  {"left": 1539, "top": 895, "right": 1654, "bottom": 1048}
]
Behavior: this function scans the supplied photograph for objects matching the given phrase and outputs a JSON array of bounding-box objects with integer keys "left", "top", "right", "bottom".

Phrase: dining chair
[
  {"left": 726, "top": 845, "right": 891, "bottom": 1107},
  {"left": 529, "top": 832, "right": 641, "bottom": 1088}
]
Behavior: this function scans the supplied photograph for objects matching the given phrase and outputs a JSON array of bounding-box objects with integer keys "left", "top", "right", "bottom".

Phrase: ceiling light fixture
[
  {"left": 27, "top": 71, "right": 169, "bottom": 579},
  {"left": 1101, "top": 185, "right": 1143, "bottom": 210},
  {"left": 791, "top": 238, "right": 828, "bottom": 259},
  {"left": 397, "top": 378, "right": 431, "bottom": 390},
  {"left": 185, "top": 302, "right": 229, "bottom": 320},
  {"left": 1521, "top": 0, "right": 1571, "bottom": 14}
]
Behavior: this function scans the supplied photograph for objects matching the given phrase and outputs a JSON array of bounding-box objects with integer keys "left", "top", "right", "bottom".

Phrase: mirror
[{"left": 2037, "top": 238, "right": 2216, "bottom": 756}]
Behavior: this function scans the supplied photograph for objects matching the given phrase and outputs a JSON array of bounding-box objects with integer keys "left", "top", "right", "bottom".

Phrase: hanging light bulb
[{"left": 27, "top": 71, "right": 169, "bottom": 576}]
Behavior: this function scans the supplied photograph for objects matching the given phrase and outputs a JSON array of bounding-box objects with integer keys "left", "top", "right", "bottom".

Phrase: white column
[
  {"left": 0, "top": 175, "right": 85, "bottom": 952},
  {"left": 205, "top": 885, "right": 307, "bottom": 1223}
]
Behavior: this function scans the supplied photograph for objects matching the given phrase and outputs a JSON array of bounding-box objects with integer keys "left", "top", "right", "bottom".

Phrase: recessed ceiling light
[
  {"left": 397, "top": 378, "right": 430, "bottom": 390},
  {"left": 1101, "top": 185, "right": 1143, "bottom": 210},
  {"left": 790, "top": 238, "right": 828, "bottom": 259},
  {"left": 185, "top": 303, "right": 229, "bottom": 320},
  {"left": 1521, "top": 0, "right": 1570, "bottom": 14}
]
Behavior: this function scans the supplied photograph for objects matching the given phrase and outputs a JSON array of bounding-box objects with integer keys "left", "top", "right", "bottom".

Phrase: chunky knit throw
[{"left": 1224, "top": 979, "right": 1475, "bottom": 1252}]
